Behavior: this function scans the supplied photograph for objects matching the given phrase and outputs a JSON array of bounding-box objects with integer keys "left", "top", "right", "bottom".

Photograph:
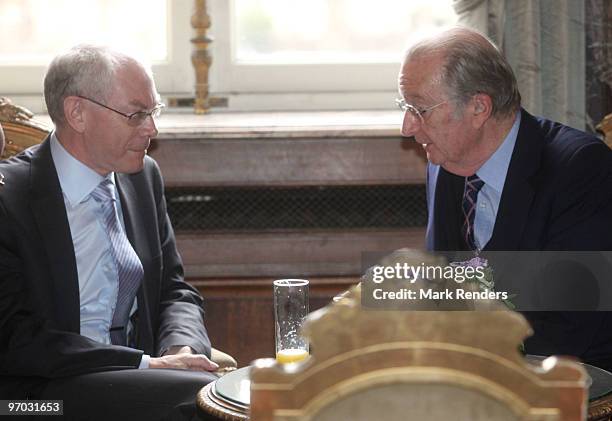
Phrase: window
[
  {"left": 0, "top": 0, "right": 193, "bottom": 111},
  {"left": 0, "top": 0, "right": 457, "bottom": 112},
  {"left": 0, "top": 0, "right": 167, "bottom": 64},
  {"left": 210, "top": 0, "right": 457, "bottom": 109},
  {"left": 233, "top": 0, "right": 456, "bottom": 64}
]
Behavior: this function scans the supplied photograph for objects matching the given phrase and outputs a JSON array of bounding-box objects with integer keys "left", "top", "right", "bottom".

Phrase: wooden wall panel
[
  {"left": 149, "top": 136, "right": 426, "bottom": 187},
  {"left": 177, "top": 228, "right": 425, "bottom": 278}
]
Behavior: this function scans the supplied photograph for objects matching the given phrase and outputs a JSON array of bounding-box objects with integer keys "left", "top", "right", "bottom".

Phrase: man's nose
[
  {"left": 142, "top": 115, "right": 159, "bottom": 138},
  {"left": 400, "top": 112, "right": 420, "bottom": 138}
]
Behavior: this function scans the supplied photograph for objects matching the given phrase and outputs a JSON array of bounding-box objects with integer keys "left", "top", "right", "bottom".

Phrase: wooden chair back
[{"left": 250, "top": 251, "right": 588, "bottom": 421}]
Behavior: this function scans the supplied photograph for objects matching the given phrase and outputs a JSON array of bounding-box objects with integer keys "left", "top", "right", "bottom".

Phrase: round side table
[{"left": 197, "top": 381, "right": 249, "bottom": 421}]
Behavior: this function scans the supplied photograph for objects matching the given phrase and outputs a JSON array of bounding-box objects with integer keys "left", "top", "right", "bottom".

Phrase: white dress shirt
[
  {"left": 50, "top": 133, "right": 149, "bottom": 368},
  {"left": 473, "top": 112, "right": 521, "bottom": 250}
]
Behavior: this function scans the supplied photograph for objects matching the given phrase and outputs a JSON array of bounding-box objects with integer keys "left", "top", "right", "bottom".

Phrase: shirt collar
[
  {"left": 476, "top": 111, "right": 521, "bottom": 192},
  {"left": 50, "top": 132, "right": 116, "bottom": 207}
]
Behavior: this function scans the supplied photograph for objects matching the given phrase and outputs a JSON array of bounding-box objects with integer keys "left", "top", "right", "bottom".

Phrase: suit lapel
[
  {"left": 29, "top": 138, "right": 80, "bottom": 332},
  {"left": 485, "top": 109, "right": 543, "bottom": 251},
  {"left": 113, "top": 174, "right": 150, "bottom": 264},
  {"left": 425, "top": 164, "right": 439, "bottom": 251}
]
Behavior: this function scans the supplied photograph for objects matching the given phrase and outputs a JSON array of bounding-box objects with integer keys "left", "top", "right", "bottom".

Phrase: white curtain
[{"left": 452, "top": 0, "right": 586, "bottom": 129}]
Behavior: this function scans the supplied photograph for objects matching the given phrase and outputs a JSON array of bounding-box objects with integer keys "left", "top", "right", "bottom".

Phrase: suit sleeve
[
  {"left": 524, "top": 141, "right": 612, "bottom": 360},
  {"left": 0, "top": 201, "right": 144, "bottom": 379},
  {"left": 546, "top": 141, "right": 612, "bottom": 250},
  {"left": 148, "top": 161, "right": 212, "bottom": 357}
]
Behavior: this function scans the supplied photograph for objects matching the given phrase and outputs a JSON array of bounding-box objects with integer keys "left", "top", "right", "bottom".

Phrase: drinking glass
[{"left": 273, "top": 279, "right": 309, "bottom": 363}]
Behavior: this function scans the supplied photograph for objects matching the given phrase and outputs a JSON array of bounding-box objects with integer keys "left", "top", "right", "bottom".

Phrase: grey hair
[
  {"left": 406, "top": 27, "right": 521, "bottom": 118},
  {"left": 43, "top": 45, "right": 138, "bottom": 125}
]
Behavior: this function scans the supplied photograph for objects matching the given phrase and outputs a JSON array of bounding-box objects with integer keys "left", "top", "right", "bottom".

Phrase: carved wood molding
[
  {"left": 596, "top": 113, "right": 612, "bottom": 149},
  {"left": 191, "top": 0, "right": 213, "bottom": 114},
  {"left": 198, "top": 382, "right": 248, "bottom": 420},
  {"left": 0, "top": 97, "right": 50, "bottom": 159},
  {"left": 589, "top": 394, "right": 612, "bottom": 421}
]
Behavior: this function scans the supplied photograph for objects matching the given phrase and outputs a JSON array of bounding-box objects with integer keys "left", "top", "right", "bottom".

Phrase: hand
[{"left": 149, "top": 346, "right": 219, "bottom": 371}]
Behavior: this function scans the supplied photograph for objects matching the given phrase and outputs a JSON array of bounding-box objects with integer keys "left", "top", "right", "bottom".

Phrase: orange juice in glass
[
  {"left": 276, "top": 348, "right": 309, "bottom": 364},
  {"left": 274, "top": 279, "right": 309, "bottom": 364}
]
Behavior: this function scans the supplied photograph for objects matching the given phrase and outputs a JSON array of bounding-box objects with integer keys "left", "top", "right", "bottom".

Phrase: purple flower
[{"left": 461, "top": 256, "right": 488, "bottom": 268}]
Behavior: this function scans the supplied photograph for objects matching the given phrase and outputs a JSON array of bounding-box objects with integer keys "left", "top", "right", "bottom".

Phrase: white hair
[
  {"left": 404, "top": 27, "right": 521, "bottom": 118},
  {"left": 43, "top": 45, "right": 152, "bottom": 125}
]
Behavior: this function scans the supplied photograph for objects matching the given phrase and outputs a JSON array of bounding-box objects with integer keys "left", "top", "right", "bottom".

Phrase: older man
[
  {"left": 398, "top": 28, "right": 612, "bottom": 368},
  {"left": 0, "top": 46, "right": 217, "bottom": 420}
]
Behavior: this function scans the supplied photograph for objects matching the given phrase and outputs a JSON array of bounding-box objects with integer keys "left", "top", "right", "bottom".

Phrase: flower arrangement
[{"left": 454, "top": 256, "right": 516, "bottom": 310}]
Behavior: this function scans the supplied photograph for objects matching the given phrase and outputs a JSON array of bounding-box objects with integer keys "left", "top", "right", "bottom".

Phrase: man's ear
[
  {"left": 470, "top": 93, "right": 493, "bottom": 129},
  {"left": 63, "top": 96, "right": 86, "bottom": 133}
]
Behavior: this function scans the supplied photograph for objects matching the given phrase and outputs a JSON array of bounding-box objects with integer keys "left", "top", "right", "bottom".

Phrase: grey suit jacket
[{"left": 0, "top": 137, "right": 210, "bottom": 397}]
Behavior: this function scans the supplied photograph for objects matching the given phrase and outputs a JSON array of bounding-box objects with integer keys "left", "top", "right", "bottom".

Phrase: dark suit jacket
[
  {"left": 0, "top": 138, "right": 211, "bottom": 398},
  {"left": 426, "top": 109, "right": 612, "bottom": 366}
]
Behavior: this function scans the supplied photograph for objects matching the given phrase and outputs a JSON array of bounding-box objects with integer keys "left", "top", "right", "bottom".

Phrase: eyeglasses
[
  {"left": 77, "top": 95, "right": 165, "bottom": 127},
  {"left": 395, "top": 98, "right": 446, "bottom": 124}
]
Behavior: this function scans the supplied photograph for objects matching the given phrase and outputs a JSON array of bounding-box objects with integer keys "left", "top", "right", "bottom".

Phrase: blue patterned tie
[
  {"left": 462, "top": 174, "right": 485, "bottom": 251},
  {"left": 91, "top": 179, "right": 143, "bottom": 345}
]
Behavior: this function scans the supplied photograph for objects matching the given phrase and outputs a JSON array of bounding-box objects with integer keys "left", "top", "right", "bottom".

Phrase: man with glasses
[
  {"left": 0, "top": 45, "right": 218, "bottom": 420},
  {"left": 398, "top": 28, "right": 612, "bottom": 369}
]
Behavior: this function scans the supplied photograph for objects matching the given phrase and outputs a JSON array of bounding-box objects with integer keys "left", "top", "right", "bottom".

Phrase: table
[
  {"left": 198, "top": 363, "right": 612, "bottom": 420},
  {"left": 582, "top": 364, "right": 612, "bottom": 420},
  {"left": 197, "top": 367, "right": 250, "bottom": 421}
]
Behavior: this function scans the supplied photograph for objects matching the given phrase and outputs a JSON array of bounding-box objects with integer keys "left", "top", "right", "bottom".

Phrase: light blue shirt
[
  {"left": 50, "top": 133, "right": 149, "bottom": 368},
  {"left": 473, "top": 112, "right": 521, "bottom": 250}
]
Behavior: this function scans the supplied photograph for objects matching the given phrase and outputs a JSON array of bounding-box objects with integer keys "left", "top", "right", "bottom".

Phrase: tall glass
[{"left": 273, "top": 279, "right": 309, "bottom": 363}]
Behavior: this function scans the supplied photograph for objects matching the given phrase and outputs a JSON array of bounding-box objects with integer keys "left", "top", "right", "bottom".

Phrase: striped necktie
[
  {"left": 461, "top": 174, "right": 485, "bottom": 252},
  {"left": 90, "top": 179, "right": 143, "bottom": 345}
]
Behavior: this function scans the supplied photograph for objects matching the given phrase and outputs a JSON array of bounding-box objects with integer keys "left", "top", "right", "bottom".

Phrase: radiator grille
[{"left": 166, "top": 185, "right": 427, "bottom": 231}]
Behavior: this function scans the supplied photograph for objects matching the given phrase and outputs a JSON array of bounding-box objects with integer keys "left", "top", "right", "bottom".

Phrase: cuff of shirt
[{"left": 138, "top": 354, "right": 151, "bottom": 369}]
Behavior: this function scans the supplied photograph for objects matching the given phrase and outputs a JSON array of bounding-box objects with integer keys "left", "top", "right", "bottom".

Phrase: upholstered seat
[{"left": 250, "top": 250, "right": 588, "bottom": 420}]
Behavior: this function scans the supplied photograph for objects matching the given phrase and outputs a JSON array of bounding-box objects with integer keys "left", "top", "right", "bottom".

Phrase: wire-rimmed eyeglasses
[
  {"left": 395, "top": 98, "right": 446, "bottom": 124},
  {"left": 77, "top": 95, "right": 165, "bottom": 127}
]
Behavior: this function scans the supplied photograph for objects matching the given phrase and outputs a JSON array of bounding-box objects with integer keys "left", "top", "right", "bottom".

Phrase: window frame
[{"left": 0, "top": 0, "right": 195, "bottom": 97}]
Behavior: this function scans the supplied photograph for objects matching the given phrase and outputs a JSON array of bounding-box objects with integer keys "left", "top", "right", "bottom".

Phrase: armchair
[
  {"left": 250, "top": 250, "right": 588, "bottom": 420},
  {"left": 0, "top": 97, "right": 51, "bottom": 159}
]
